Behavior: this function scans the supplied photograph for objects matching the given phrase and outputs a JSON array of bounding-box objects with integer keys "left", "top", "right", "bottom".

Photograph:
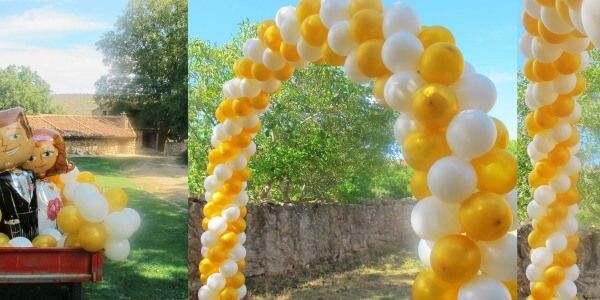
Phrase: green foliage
[
  {"left": 516, "top": 50, "right": 600, "bottom": 227},
  {"left": 0, "top": 65, "right": 61, "bottom": 113},
  {"left": 95, "top": 0, "right": 188, "bottom": 141},
  {"left": 189, "top": 22, "right": 407, "bottom": 203}
]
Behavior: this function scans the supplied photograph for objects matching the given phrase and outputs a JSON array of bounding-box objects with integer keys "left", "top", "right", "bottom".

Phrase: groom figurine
[{"left": 0, "top": 107, "right": 38, "bottom": 240}]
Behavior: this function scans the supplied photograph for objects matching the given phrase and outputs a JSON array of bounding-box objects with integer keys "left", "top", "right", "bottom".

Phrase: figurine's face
[
  {"left": 22, "top": 141, "right": 57, "bottom": 178},
  {"left": 0, "top": 122, "right": 34, "bottom": 170}
]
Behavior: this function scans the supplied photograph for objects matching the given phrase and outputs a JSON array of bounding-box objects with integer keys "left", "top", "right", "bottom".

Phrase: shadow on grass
[
  {"left": 0, "top": 159, "right": 188, "bottom": 300},
  {"left": 247, "top": 246, "right": 421, "bottom": 300}
]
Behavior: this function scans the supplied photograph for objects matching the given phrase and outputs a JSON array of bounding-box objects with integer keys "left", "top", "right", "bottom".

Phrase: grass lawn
[
  {"left": 0, "top": 157, "right": 188, "bottom": 300},
  {"left": 247, "top": 247, "right": 423, "bottom": 300}
]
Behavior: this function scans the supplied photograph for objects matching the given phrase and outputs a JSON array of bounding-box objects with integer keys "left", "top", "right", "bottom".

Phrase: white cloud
[
  {"left": 0, "top": 7, "right": 110, "bottom": 36},
  {"left": 0, "top": 7, "right": 111, "bottom": 94}
]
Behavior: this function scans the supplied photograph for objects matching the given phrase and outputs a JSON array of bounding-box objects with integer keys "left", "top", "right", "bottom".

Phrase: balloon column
[
  {"left": 521, "top": 0, "right": 598, "bottom": 298},
  {"left": 199, "top": 1, "right": 516, "bottom": 299}
]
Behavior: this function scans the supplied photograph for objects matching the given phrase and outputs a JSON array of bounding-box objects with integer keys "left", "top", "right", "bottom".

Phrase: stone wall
[
  {"left": 164, "top": 140, "right": 187, "bottom": 156},
  {"left": 66, "top": 138, "right": 136, "bottom": 155},
  {"left": 188, "top": 198, "right": 417, "bottom": 299},
  {"left": 518, "top": 225, "right": 600, "bottom": 300}
]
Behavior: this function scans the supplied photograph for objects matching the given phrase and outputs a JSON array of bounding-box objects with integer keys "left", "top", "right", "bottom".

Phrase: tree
[
  {"left": 0, "top": 65, "right": 60, "bottom": 113},
  {"left": 189, "top": 23, "right": 410, "bottom": 203},
  {"left": 95, "top": 0, "right": 188, "bottom": 149}
]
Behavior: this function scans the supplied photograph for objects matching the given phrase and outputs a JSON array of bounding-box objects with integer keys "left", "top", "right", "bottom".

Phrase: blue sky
[
  {"left": 190, "top": 0, "right": 519, "bottom": 138},
  {"left": 0, "top": 0, "right": 128, "bottom": 93}
]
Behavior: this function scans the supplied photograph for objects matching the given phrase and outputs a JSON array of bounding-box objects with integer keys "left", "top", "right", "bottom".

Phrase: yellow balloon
[
  {"left": 538, "top": 21, "right": 570, "bottom": 44},
  {"left": 198, "top": 258, "right": 219, "bottom": 276},
  {"left": 356, "top": 39, "right": 388, "bottom": 77},
  {"left": 226, "top": 272, "right": 245, "bottom": 288},
  {"left": 220, "top": 232, "right": 238, "bottom": 248},
  {"left": 523, "top": 12, "right": 540, "bottom": 36},
  {"left": 553, "top": 248, "right": 577, "bottom": 267},
  {"left": 280, "top": 42, "right": 301, "bottom": 62},
  {"left": 430, "top": 235, "right": 481, "bottom": 284},
  {"left": 411, "top": 84, "right": 458, "bottom": 129},
  {"left": 219, "top": 287, "right": 238, "bottom": 300},
  {"left": 273, "top": 64, "right": 294, "bottom": 81},
  {"left": 419, "top": 42, "right": 464, "bottom": 85},
  {"left": 349, "top": 9, "right": 383, "bottom": 44},
  {"left": 533, "top": 60, "right": 559, "bottom": 81},
  {"left": 402, "top": 129, "right": 451, "bottom": 172},
  {"left": 412, "top": 269, "right": 458, "bottom": 300},
  {"left": 535, "top": 159, "right": 557, "bottom": 179},
  {"left": 410, "top": 171, "right": 431, "bottom": 200},
  {"left": 264, "top": 25, "right": 282, "bottom": 51},
  {"left": 534, "top": 105, "right": 558, "bottom": 129},
  {"left": 301, "top": 15, "right": 328, "bottom": 46},
  {"left": 460, "top": 192, "right": 513, "bottom": 241},
  {"left": 418, "top": 25, "right": 455, "bottom": 48},
  {"left": 257, "top": 20, "right": 275, "bottom": 41},
  {"left": 57, "top": 205, "right": 84, "bottom": 234},
  {"left": 493, "top": 118, "right": 510, "bottom": 149},
  {"left": 233, "top": 57, "right": 254, "bottom": 79},
  {"left": 296, "top": 0, "right": 320, "bottom": 23},
  {"left": 251, "top": 63, "right": 273, "bottom": 81},
  {"left": 523, "top": 59, "right": 540, "bottom": 82},
  {"left": 471, "top": 149, "right": 517, "bottom": 194},
  {"left": 0, "top": 233, "right": 9, "bottom": 245},
  {"left": 32, "top": 235, "right": 57, "bottom": 248},
  {"left": 349, "top": 0, "right": 383, "bottom": 16},
  {"left": 554, "top": 51, "right": 580, "bottom": 74},
  {"left": 551, "top": 95, "right": 574, "bottom": 117},
  {"left": 64, "top": 234, "right": 81, "bottom": 248},
  {"left": 504, "top": 280, "right": 517, "bottom": 300},
  {"left": 77, "top": 171, "right": 95, "bottom": 183},
  {"left": 207, "top": 244, "right": 229, "bottom": 263},
  {"left": 569, "top": 73, "right": 586, "bottom": 96},
  {"left": 322, "top": 42, "right": 346, "bottom": 66},
  {"left": 104, "top": 187, "right": 128, "bottom": 212},
  {"left": 531, "top": 281, "right": 554, "bottom": 300},
  {"left": 548, "top": 146, "right": 570, "bottom": 166},
  {"left": 78, "top": 223, "right": 107, "bottom": 252},
  {"left": 544, "top": 265, "right": 565, "bottom": 286}
]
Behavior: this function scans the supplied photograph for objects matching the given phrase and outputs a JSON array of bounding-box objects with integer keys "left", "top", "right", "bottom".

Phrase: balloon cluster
[
  {"left": 521, "top": 0, "right": 598, "bottom": 298},
  {"left": 199, "top": 1, "right": 517, "bottom": 299}
]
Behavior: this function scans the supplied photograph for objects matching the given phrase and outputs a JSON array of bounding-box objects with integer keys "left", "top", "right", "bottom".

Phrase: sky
[
  {"left": 0, "top": 0, "right": 129, "bottom": 94},
  {"left": 189, "top": 0, "right": 520, "bottom": 138}
]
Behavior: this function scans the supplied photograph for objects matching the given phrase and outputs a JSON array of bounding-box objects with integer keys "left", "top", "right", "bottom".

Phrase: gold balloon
[
  {"left": 402, "top": 129, "right": 452, "bottom": 171},
  {"left": 412, "top": 269, "right": 458, "bottom": 300},
  {"left": 220, "top": 232, "right": 238, "bottom": 248},
  {"left": 32, "top": 234, "right": 57, "bottom": 248},
  {"left": 280, "top": 43, "right": 301, "bottom": 62},
  {"left": 523, "top": 12, "right": 540, "bottom": 36},
  {"left": 538, "top": 21, "right": 570, "bottom": 44},
  {"left": 410, "top": 171, "right": 431, "bottom": 200},
  {"left": 534, "top": 105, "right": 558, "bottom": 129},
  {"left": 493, "top": 118, "right": 510, "bottom": 149},
  {"left": 257, "top": 20, "right": 275, "bottom": 41},
  {"left": 264, "top": 25, "right": 282, "bottom": 51},
  {"left": 301, "top": 15, "right": 328, "bottom": 46},
  {"left": 350, "top": 9, "right": 383, "bottom": 44},
  {"left": 544, "top": 265, "right": 565, "bottom": 286},
  {"left": 418, "top": 26, "right": 455, "bottom": 48},
  {"left": 233, "top": 57, "right": 254, "bottom": 79},
  {"left": 531, "top": 281, "right": 554, "bottom": 299},
  {"left": 104, "top": 187, "right": 128, "bottom": 212},
  {"left": 419, "top": 42, "right": 464, "bottom": 85},
  {"left": 524, "top": 59, "right": 540, "bottom": 82},
  {"left": 504, "top": 280, "right": 517, "bottom": 300},
  {"left": 226, "top": 272, "right": 245, "bottom": 288},
  {"left": 460, "top": 192, "right": 513, "bottom": 241},
  {"left": 57, "top": 205, "right": 85, "bottom": 234},
  {"left": 551, "top": 95, "right": 574, "bottom": 117},
  {"left": 554, "top": 52, "right": 581, "bottom": 74},
  {"left": 533, "top": 60, "right": 559, "bottom": 81},
  {"left": 64, "top": 235, "right": 81, "bottom": 248},
  {"left": 322, "top": 42, "right": 346, "bottom": 66},
  {"left": 296, "top": 0, "right": 320, "bottom": 23},
  {"left": 78, "top": 223, "right": 107, "bottom": 252},
  {"left": 355, "top": 39, "right": 388, "bottom": 77},
  {"left": 471, "top": 149, "right": 517, "bottom": 194},
  {"left": 411, "top": 84, "right": 458, "bottom": 129},
  {"left": 0, "top": 233, "right": 10, "bottom": 245},
  {"left": 349, "top": 0, "right": 383, "bottom": 16},
  {"left": 548, "top": 146, "right": 570, "bottom": 166},
  {"left": 251, "top": 63, "right": 273, "bottom": 81},
  {"left": 273, "top": 64, "right": 295, "bottom": 81},
  {"left": 219, "top": 287, "right": 238, "bottom": 300},
  {"left": 430, "top": 235, "right": 481, "bottom": 284},
  {"left": 199, "top": 258, "right": 219, "bottom": 275},
  {"left": 373, "top": 74, "right": 391, "bottom": 108},
  {"left": 77, "top": 171, "right": 95, "bottom": 183}
]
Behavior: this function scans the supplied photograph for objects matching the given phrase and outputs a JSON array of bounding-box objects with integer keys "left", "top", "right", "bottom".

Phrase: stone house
[{"left": 27, "top": 114, "right": 137, "bottom": 155}]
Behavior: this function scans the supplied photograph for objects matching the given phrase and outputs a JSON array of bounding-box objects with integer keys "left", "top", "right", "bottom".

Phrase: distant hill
[{"left": 52, "top": 94, "right": 99, "bottom": 115}]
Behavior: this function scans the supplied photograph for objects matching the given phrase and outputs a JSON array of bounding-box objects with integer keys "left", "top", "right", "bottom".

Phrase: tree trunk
[{"left": 157, "top": 125, "right": 169, "bottom": 152}]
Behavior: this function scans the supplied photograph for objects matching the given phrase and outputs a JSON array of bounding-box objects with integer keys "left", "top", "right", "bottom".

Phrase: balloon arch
[{"left": 199, "top": 1, "right": 517, "bottom": 299}]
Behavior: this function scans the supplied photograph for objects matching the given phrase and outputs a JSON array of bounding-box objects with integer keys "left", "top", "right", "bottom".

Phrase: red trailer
[{"left": 0, "top": 248, "right": 103, "bottom": 300}]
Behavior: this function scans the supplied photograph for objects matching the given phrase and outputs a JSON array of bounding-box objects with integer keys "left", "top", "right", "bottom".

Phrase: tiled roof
[{"left": 27, "top": 115, "right": 137, "bottom": 139}]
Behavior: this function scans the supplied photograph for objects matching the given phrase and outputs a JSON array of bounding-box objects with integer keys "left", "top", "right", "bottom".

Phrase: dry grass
[{"left": 246, "top": 247, "right": 422, "bottom": 300}]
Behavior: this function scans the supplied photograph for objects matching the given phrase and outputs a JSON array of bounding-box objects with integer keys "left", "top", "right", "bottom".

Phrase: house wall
[{"left": 65, "top": 138, "right": 136, "bottom": 155}]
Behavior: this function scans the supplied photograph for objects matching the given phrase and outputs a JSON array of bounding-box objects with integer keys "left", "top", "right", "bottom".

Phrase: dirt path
[{"left": 121, "top": 155, "right": 188, "bottom": 207}]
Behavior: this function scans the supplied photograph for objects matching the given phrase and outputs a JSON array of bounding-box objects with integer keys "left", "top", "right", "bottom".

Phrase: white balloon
[
  {"left": 40, "top": 228, "right": 62, "bottom": 242},
  {"left": 530, "top": 247, "right": 553, "bottom": 268},
  {"left": 564, "top": 156, "right": 581, "bottom": 175},
  {"left": 204, "top": 175, "right": 221, "bottom": 192},
  {"left": 552, "top": 74, "right": 576, "bottom": 94},
  {"left": 9, "top": 237, "right": 33, "bottom": 247},
  {"left": 198, "top": 286, "right": 217, "bottom": 300},
  {"left": 207, "top": 273, "right": 226, "bottom": 291},
  {"left": 532, "top": 82, "right": 558, "bottom": 106},
  {"left": 230, "top": 245, "right": 247, "bottom": 261},
  {"left": 327, "top": 21, "right": 357, "bottom": 56},
  {"left": 73, "top": 184, "right": 108, "bottom": 223},
  {"left": 458, "top": 275, "right": 511, "bottom": 300},
  {"left": 381, "top": 32, "right": 423, "bottom": 73},
  {"left": 579, "top": 51, "right": 590, "bottom": 71},
  {"left": 525, "top": 85, "right": 541, "bottom": 110},
  {"left": 262, "top": 48, "right": 286, "bottom": 71},
  {"left": 527, "top": 201, "right": 546, "bottom": 219},
  {"left": 243, "top": 38, "right": 265, "bottom": 63},
  {"left": 446, "top": 110, "right": 497, "bottom": 159},
  {"left": 532, "top": 133, "right": 556, "bottom": 153},
  {"left": 222, "top": 206, "right": 241, "bottom": 221},
  {"left": 557, "top": 280, "right": 577, "bottom": 299},
  {"left": 454, "top": 73, "right": 497, "bottom": 112},
  {"left": 565, "top": 102, "right": 582, "bottom": 123},
  {"left": 560, "top": 217, "right": 578, "bottom": 235},
  {"left": 563, "top": 36, "right": 591, "bottom": 53},
  {"left": 524, "top": 0, "right": 541, "bottom": 18},
  {"left": 520, "top": 34, "right": 534, "bottom": 58},
  {"left": 383, "top": 2, "right": 420, "bottom": 37},
  {"left": 566, "top": 265, "right": 580, "bottom": 281},
  {"left": 280, "top": 17, "right": 301, "bottom": 45},
  {"left": 208, "top": 217, "right": 227, "bottom": 235},
  {"left": 393, "top": 114, "right": 416, "bottom": 144},
  {"left": 479, "top": 234, "right": 517, "bottom": 281},
  {"left": 235, "top": 191, "right": 249, "bottom": 206},
  {"left": 105, "top": 239, "right": 131, "bottom": 261},
  {"left": 201, "top": 231, "right": 218, "bottom": 247},
  {"left": 526, "top": 264, "right": 544, "bottom": 282},
  {"left": 343, "top": 52, "right": 370, "bottom": 84},
  {"left": 297, "top": 38, "right": 322, "bottom": 62},
  {"left": 262, "top": 78, "right": 282, "bottom": 93},
  {"left": 228, "top": 78, "right": 243, "bottom": 99},
  {"left": 541, "top": 7, "right": 573, "bottom": 34},
  {"left": 201, "top": 246, "right": 209, "bottom": 258},
  {"left": 417, "top": 239, "right": 434, "bottom": 267},
  {"left": 581, "top": 0, "right": 600, "bottom": 47},
  {"left": 275, "top": 6, "right": 296, "bottom": 28},
  {"left": 63, "top": 182, "right": 80, "bottom": 202},
  {"left": 219, "top": 260, "right": 239, "bottom": 278},
  {"left": 320, "top": 0, "right": 349, "bottom": 28},
  {"left": 570, "top": 7, "right": 586, "bottom": 35},
  {"left": 527, "top": 142, "right": 546, "bottom": 162},
  {"left": 532, "top": 37, "right": 562, "bottom": 62},
  {"left": 214, "top": 164, "right": 233, "bottom": 181},
  {"left": 550, "top": 173, "right": 570, "bottom": 193},
  {"left": 237, "top": 285, "right": 247, "bottom": 299},
  {"left": 123, "top": 208, "right": 141, "bottom": 232},
  {"left": 427, "top": 156, "right": 477, "bottom": 204},
  {"left": 546, "top": 232, "right": 567, "bottom": 253},
  {"left": 237, "top": 232, "right": 247, "bottom": 245},
  {"left": 463, "top": 61, "right": 476, "bottom": 75},
  {"left": 240, "top": 78, "right": 261, "bottom": 98},
  {"left": 383, "top": 71, "right": 422, "bottom": 112},
  {"left": 104, "top": 211, "right": 135, "bottom": 240},
  {"left": 410, "top": 196, "right": 461, "bottom": 240},
  {"left": 534, "top": 185, "right": 556, "bottom": 206}
]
